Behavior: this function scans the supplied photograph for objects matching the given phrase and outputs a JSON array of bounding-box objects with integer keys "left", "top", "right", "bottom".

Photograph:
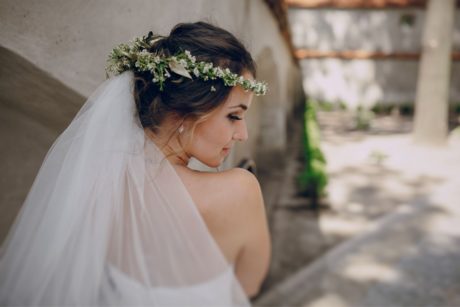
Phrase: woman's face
[{"left": 183, "top": 74, "right": 254, "bottom": 168}]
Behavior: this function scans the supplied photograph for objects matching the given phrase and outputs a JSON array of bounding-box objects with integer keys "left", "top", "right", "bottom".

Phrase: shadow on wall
[
  {"left": 290, "top": 8, "right": 460, "bottom": 107},
  {"left": 254, "top": 47, "right": 284, "bottom": 169},
  {"left": 301, "top": 59, "right": 422, "bottom": 108},
  {"left": 290, "top": 9, "right": 424, "bottom": 52},
  {"left": 233, "top": 46, "right": 284, "bottom": 172},
  {"left": 0, "top": 46, "right": 84, "bottom": 244}
]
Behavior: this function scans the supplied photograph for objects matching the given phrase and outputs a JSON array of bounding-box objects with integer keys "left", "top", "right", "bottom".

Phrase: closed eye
[{"left": 228, "top": 114, "right": 243, "bottom": 121}]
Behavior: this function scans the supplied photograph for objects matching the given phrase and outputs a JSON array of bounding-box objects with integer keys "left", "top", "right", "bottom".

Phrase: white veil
[{"left": 0, "top": 72, "right": 250, "bottom": 306}]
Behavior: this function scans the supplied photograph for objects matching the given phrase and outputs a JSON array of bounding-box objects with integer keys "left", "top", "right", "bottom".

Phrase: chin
[
  {"left": 197, "top": 157, "right": 223, "bottom": 169},
  {"left": 203, "top": 160, "right": 222, "bottom": 168}
]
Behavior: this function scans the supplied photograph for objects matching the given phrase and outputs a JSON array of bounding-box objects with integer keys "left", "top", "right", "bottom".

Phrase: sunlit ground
[
  {"left": 319, "top": 111, "right": 460, "bottom": 242},
  {"left": 257, "top": 110, "right": 460, "bottom": 306}
]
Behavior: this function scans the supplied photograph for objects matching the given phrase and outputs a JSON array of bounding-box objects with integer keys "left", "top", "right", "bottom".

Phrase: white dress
[{"left": 101, "top": 265, "right": 236, "bottom": 306}]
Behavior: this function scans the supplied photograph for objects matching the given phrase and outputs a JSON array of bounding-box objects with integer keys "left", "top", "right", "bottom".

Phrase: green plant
[
  {"left": 316, "top": 100, "right": 334, "bottom": 111},
  {"left": 298, "top": 101, "right": 328, "bottom": 205},
  {"left": 307, "top": 98, "right": 348, "bottom": 112},
  {"left": 371, "top": 104, "right": 392, "bottom": 115},
  {"left": 399, "top": 103, "right": 414, "bottom": 116},
  {"left": 453, "top": 102, "right": 460, "bottom": 114},
  {"left": 354, "top": 106, "right": 375, "bottom": 130},
  {"left": 338, "top": 101, "right": 348, "bottom": 111}
]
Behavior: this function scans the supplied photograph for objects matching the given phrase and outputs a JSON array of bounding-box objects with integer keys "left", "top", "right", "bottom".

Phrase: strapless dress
[{"left": 99, "top": 264, "right": 238, "bottom": 306}]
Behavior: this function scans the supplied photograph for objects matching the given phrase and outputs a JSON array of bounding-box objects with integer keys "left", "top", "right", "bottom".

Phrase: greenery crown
[{"left": 106, "top": 32, "right": 268, "bottom": 96}]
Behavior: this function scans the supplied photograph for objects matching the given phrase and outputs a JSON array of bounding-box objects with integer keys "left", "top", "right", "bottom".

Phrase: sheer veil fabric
[{"left": 0, "top": 72, "right": 250, "bottom": 306}]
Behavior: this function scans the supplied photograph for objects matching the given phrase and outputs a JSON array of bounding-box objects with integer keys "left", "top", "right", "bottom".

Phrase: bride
[{"left": 0, "top": 22, "right": 270, "bottom": 306}]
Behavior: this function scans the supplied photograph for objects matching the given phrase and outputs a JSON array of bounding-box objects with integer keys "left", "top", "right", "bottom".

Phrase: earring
[{"left": 178, "top": 125, "right": 184, "bottom": 134}]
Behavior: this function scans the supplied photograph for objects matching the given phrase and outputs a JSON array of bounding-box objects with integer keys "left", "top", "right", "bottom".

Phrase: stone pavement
[{"left": 256, "top": 111, "right": 460, "bottom": 306}]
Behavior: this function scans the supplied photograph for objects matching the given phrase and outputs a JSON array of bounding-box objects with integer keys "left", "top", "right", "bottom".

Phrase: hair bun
[{"left": 129, "top": 22, "right": 258, "bottom": 133}]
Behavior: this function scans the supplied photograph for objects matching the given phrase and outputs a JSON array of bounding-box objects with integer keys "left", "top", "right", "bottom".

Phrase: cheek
[{"left": 196, "top": 121, "right": 232, "bottom": 147}]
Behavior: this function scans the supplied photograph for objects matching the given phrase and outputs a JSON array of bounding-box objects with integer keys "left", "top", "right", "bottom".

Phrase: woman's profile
[{"left": 0, "top": 22, "right": 270, "bottom": 306}]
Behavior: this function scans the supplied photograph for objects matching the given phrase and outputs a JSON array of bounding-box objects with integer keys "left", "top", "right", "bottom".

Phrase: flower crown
[{"left": 106, "top": 32, "right": 268, "bottom": 96}]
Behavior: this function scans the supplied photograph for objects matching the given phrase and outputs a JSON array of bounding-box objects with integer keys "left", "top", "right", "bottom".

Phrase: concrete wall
[
  {"left": 288, "top": 7, "right": 460, "bottom": 108},
  {"left": 0, "top": 0, "right": 304, "bottom": 241}
]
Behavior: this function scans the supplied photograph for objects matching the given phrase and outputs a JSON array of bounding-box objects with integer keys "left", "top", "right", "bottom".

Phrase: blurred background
[{"left": 1, "top": 0, "right": 459, "bottom": 306}]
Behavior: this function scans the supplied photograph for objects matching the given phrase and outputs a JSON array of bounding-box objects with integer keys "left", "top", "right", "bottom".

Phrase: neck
[{"left": 145, "top": 128, "right": 190, "bottom": 167}]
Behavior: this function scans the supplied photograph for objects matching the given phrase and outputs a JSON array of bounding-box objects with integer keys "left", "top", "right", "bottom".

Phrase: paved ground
[{"left": 256, "top": 111, "right": 460, "bottom": 306}]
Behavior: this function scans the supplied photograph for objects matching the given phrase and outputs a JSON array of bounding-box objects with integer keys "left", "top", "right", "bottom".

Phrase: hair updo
[{"left": 134, "top": 22, "right": 256, "bottom": 133}]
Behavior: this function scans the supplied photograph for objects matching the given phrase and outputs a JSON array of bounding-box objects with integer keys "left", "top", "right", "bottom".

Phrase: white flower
[
  {"left": 210, "top": 86, "right": 216, "bottom": 92},
  {"left": 193, "top": 67, "right": 200, "bottom": 77},
  {"left": 215, "top": 67, "right": 224, "bottom": 77},
  {"left": 203, "top": 63, "right": 213, "bottom": 73},
  {"left": 185, "top": 50, "right": 196, "bottom": 63},
  {"left": 179, "top": 59, "right": 188, "bottom": 68}
]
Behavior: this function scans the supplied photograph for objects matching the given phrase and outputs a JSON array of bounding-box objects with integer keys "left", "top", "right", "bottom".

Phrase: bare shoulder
[
  {"left": 209, "top": 168, "right": 264, "bottom": 221},
  {"left": 213, "top": 167, "right": 262, "bottom": 198},
  {"left": 176, "top": 166, "right": 263, "bottom": 212}
]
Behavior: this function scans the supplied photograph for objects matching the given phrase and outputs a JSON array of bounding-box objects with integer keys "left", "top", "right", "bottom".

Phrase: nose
[{"left": 233, "top": 120, "right": 249, "bottom": 142}]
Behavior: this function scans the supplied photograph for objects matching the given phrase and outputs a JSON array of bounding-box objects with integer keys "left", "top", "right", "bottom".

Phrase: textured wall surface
[
  {"left": 0, "top": 0, "right": 304, "bottom": 241},
  {"left": 289, "top": 7, "right": 460, "bottom": 107}
]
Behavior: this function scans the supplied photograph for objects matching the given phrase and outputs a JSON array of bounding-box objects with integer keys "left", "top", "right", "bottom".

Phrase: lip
[{"left": 222, "top": 147, "right": 231, "bottom": 155}]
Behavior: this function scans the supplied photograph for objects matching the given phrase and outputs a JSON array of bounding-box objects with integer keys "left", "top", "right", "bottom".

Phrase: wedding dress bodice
[{"left": 100, "top": 264, "right": 235, "bottom": 306}]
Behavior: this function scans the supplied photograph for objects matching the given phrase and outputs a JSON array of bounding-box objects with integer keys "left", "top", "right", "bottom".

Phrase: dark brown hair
[{"left": 134, "top": 22, "right": 256, "bottom": 132}]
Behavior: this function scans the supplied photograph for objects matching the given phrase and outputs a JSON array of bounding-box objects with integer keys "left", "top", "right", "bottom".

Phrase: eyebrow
[{"left": 229, "top": 104, "right": 248, "bottom": 111}]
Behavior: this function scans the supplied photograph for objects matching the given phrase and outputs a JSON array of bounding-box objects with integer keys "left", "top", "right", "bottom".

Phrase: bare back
[{"left": 173, "top": 166, "right": 271, "bottom": 297}]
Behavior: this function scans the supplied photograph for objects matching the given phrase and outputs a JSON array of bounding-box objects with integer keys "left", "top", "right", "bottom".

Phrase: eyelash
[{"left": 228, "top": 114, "right": 243, "bottom": 121}]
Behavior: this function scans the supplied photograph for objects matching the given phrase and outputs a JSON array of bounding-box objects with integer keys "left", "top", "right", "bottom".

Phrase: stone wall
[
  {"left": 288, "top": 7, "right": 460, "bottom": 108},
  {"left": 0, "top": 0, "right": 304, "bottom": 241}
]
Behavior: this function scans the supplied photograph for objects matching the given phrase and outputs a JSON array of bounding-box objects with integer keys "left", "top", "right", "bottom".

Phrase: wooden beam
[
  {"left": 294, "top": 49, "right": 460, "bottom": 60},
  {"left": 285, "top": 0, "right": 427, "bottom": 9}
]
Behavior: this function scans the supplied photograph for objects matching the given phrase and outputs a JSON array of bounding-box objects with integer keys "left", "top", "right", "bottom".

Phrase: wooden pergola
[
  {"left": 285, "top": 0, "right": 460, "bottom": 9},
  {"left": 286, "top": 0, "right": 460, "bottom": 60}
]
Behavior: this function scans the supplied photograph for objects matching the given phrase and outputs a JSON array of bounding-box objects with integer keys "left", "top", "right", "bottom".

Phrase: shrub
[{"left": 298, "top": 100, "right": 328, "bottom": 204}]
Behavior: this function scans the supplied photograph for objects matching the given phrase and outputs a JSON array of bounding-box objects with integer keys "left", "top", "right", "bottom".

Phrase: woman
[{"left": 0, "top": 22, "right": 270, "bottom": 306}]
